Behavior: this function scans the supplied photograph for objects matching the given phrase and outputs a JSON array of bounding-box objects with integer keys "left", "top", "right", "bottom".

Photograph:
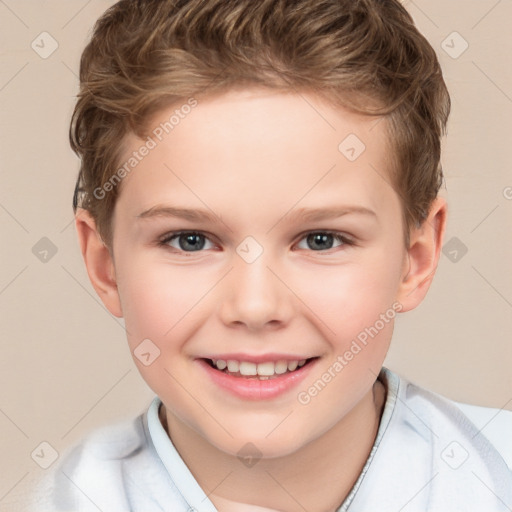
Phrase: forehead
[{"left": 115, "top": 88, "right": 398, "bottom": 224}]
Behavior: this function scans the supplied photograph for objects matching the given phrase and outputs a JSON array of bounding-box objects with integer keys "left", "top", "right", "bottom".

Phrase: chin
[{"left": 206, "top": 425, "right": 314, "bottom": 461}]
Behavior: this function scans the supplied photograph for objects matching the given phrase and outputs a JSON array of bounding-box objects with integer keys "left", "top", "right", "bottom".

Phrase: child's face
[{"left": 104, "top": 88, "right": 419, "bottom": 457}]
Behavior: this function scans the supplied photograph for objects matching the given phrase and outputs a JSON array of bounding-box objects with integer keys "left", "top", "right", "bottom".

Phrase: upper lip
[{"left": 198, "top": 353, "right": 316, "bottom": 363}]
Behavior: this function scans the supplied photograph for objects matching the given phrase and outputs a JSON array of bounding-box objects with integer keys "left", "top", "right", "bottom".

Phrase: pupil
[
  {"left": 308, "top": 233, "right": 333, "bottom": 250},
  {"left": 180, "top": 233, "right": 205, "bottom": 251}
]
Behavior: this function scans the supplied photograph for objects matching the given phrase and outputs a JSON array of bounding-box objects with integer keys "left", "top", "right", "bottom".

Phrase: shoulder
[
  {"left": 29, "top": 407, "right": 163, "bottom": 511},
  {"left": 452, "top": 400, "right": 512, "bottom": 469},
  {"left": 78, "top": 412, "right": 146, "bottom": 460},
  {"left": 394, "top": 371, "right": 512, "bottom": 469},
  {"left": 348, "top": 370, "right": 512, "bottom": 511}
]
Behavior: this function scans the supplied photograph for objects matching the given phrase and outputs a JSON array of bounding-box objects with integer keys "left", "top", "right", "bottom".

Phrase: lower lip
[{"left": 197, "top": 358, "right": 316, "bottom": 400}]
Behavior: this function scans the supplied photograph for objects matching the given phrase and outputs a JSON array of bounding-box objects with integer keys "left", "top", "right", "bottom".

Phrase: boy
[{"left": 33, "top": 0, "right": 512, "bottom": 510}]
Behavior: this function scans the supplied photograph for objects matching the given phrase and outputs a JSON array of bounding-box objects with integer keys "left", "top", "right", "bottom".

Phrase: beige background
[{"left": 0, "top": 0, "right": 511, "bottom": 509}]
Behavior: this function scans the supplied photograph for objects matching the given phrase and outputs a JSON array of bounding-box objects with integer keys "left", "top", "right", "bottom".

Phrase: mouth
[
  {"left": 202, "top": 357, "right": 318, "bottom": 380},
  {"left": 197, "top": 355, "right": 319, "bottom": 400}
]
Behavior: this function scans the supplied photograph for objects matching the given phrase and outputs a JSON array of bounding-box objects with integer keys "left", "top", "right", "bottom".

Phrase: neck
[{"left": 161, "top": 379, "right": 386, "bottom": 512}]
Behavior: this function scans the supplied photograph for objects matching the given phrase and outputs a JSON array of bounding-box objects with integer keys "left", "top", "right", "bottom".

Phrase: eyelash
[{"left": 157, "top": 230, "right": 355, "bottom": 254}]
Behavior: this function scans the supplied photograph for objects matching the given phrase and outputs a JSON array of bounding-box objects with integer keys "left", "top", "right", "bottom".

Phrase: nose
[{"left": 218, "top": 252, "right": 294, "bottom": 332}]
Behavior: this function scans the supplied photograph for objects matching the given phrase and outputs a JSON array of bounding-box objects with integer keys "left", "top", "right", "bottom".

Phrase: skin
[{"left": 76, "top": 88, "right": 446, "bottom": 512}]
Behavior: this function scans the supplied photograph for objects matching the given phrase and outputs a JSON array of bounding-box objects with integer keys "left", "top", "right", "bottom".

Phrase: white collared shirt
[{"left": 29, "top": 367, "right": 512, "bottom": 511}]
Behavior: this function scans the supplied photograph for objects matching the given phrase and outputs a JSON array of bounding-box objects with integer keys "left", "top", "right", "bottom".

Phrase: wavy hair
[{"left": 71, "top": 0, "right": 450, "bottom": 248}]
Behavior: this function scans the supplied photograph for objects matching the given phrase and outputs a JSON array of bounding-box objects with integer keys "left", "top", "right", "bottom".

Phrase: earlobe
[
  {"left": 74, "top": 209, "right": 123, "bottom": 318},
  {"left": 397, "top": 197, "right": 447, "bottom": 312}
]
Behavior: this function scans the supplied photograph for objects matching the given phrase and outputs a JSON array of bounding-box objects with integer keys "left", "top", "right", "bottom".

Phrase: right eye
[{"left": 158, "top": 231, "right": 216, "bottom": 252}]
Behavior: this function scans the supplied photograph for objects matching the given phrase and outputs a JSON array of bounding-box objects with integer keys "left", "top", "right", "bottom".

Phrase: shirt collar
[
  {"left": 145, "top": 366, "right": 399, "bottom": 512},
  {"left": 146, "top": 396, "right": 218, "bottom": 511}
]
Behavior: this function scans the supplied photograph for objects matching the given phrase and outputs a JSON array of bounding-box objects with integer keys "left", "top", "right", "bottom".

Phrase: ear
[
  {"left": 396, "top": 197, "right": 447, "bottom": 312},
  {"left": 74, "top": 209, "right": 123, "bottom": 318}
]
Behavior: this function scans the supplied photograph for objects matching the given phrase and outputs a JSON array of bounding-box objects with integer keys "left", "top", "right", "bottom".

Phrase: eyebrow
[
  {"left": 287, "top": 206, "right": 377, "bottom": 222},
  {"left": 136, "top": 205, "right": 377, "bottom": 223},
  {"left": 136, "top": 205, "right": 219, "bottom": 223}
]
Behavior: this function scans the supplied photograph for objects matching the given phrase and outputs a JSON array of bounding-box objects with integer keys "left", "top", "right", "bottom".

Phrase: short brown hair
[{"left": 71, "top": 0, "right": 450, "bottom": 248}]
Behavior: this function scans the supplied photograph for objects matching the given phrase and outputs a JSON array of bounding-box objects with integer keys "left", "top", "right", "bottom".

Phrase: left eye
[{"left": 296, "top": 232, "right": 349, "bottom": 251}]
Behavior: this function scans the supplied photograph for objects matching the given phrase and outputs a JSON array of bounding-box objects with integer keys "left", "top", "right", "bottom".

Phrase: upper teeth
[{"left": 213, "top": 359, "right": 307, "bottom": 376}]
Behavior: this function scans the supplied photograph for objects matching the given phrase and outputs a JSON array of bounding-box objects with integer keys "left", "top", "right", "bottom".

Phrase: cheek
[
  {"left": 115, "top": 254, "right": 216, "bottom": 346},
  {"left": 293, "top": 255, "right": 402, "bottom": 427},
  {"left": 113, "top": 255, "right": 211, "bottom": 406},
  {"left": 292, "top": 248, "right": 403, "bottom": 337}
]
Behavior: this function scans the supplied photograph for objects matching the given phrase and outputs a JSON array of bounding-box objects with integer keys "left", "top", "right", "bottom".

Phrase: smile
[
  {"left": 205, "top": 358, "right": 313, "bottom": 379},
  {"left": 197, "top": 356, "right": 319, "bottom": 400}
]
